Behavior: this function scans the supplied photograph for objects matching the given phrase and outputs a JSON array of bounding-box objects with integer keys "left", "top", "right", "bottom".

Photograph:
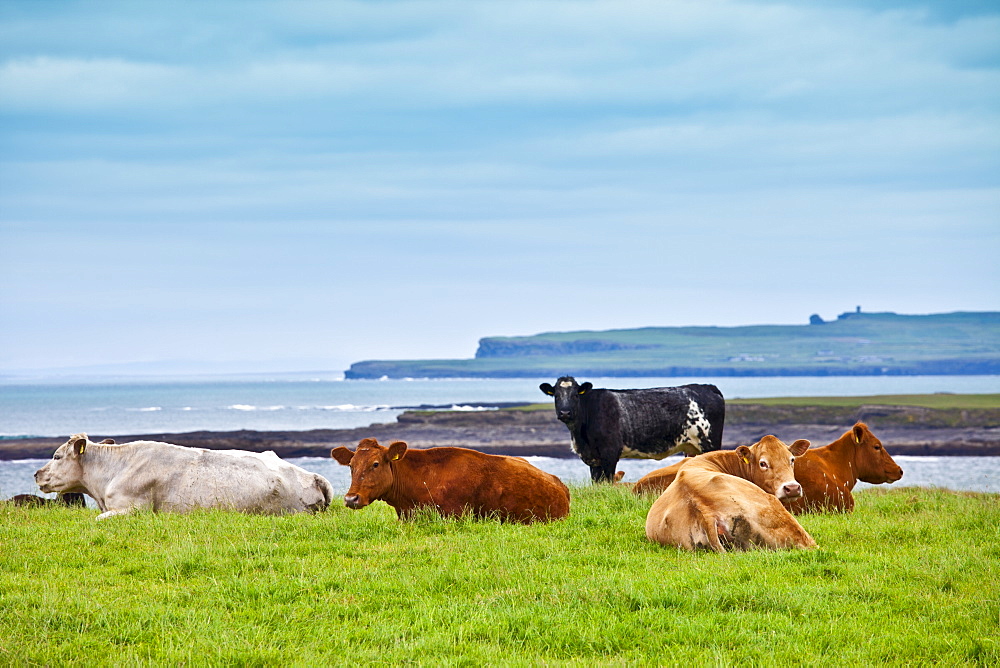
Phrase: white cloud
[
  {"left": 0, "top": 0, "right": 997, "bottom": 370},
  {"left": 0, "top": 56, "right": 184, "bottom": 110}
]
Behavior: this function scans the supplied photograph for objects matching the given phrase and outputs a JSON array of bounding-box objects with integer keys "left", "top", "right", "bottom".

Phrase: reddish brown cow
[
  {"left": 783, "top": 422, "right": 903, "bottom": 513},
  {"left": 632, "top": 459, "right": 686, "bottom": 496},
  {"left": 645, "top": 435, "right": 815, "bottom": 552},
  {"left": 330, "top": 438, "right": 570, "bottom": 523}
]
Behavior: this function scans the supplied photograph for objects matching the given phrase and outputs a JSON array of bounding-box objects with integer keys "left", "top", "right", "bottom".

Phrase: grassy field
[
  {"left": 727, "top": 393, "right": 1000, "bottom": 410},
  {"left": 2, "top": 486, "right": 998, "bottom": 665}
]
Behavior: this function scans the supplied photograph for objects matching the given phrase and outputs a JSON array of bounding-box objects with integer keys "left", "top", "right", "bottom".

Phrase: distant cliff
[{"left": 346, "top": 311, "right": 1000, "bottom": 379}]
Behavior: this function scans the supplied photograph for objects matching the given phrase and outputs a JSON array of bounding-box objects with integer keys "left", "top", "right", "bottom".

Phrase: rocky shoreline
[{"left": 2, "top": 403, "right": 999, "bottom": 460}]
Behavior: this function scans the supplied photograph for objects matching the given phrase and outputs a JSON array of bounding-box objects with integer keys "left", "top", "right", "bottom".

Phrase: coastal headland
[
  {"left": 3, "top": 398, "right": 998, "bottom": 460},
  {"left": 345, "top": 311, "right": 1000, "bottom": 379}
]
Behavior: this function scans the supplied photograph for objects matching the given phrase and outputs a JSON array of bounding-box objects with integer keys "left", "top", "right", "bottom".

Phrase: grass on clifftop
[{"left": 1, "top": 486, "right": 998, "bottom": 665}]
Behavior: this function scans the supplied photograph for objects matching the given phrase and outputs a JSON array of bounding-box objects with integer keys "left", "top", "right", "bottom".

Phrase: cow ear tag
[
  {"left": 74, "top": 439, "right": 87, "bottom": 455},
  {"left": 391, "top": 453, "right": 401, "bottom": 460},
  {"left": 742, "top": 456, "right": 749, "bottom": 464}
]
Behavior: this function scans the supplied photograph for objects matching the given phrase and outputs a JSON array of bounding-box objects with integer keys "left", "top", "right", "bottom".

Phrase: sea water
[
  {"left": 2, "top": 374, "right": 997, "bottom": 438},
  {"left": 2, "top": 374, "right": 998, "bottom": 499},
  {"left": 2, "top": 455, "right": 998, "bottom": 501}
]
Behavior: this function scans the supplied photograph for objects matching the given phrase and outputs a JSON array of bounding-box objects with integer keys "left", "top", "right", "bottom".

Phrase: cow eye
[
  {"left": 790, "top": 457, "right": 795, "bottom": 466},
  {"left": 372, "top": 462, "right": 379, "bottom": 469},
  {"left": 759, "top": 460, "right": 768, "bottom": 469},
  {"left": 874, "top": 445, "right": 882, "bottom": 450},
  {"left": 53, "top": 455, "right": 61, "bottom": 460}
]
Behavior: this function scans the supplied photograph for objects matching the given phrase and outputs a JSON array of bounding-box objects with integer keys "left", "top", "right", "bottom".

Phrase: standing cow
[
  {"left": 35, "top": 433, "right": 335, "bottom": 520},
  {"left": 539, "top": 376, "right": 725, "bottom": 482}
]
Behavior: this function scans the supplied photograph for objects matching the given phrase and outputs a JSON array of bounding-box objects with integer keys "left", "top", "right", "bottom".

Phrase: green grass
[
  {"left": 2, "top": 487, "right": 998, "bottom": 665},
  {"left": 727, "top": 393, "right": 1000, "bottom": 409}
]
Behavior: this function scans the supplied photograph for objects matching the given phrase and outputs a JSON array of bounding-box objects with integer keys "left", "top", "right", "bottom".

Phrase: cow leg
[
  {"left": 590, "top": 460, "right": 618, "bottom": 483},
  {"left": 96, "top": 507, "right": 135, "bottom": 521}
]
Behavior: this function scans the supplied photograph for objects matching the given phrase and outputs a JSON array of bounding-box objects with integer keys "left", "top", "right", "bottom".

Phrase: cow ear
[
  {"left": 853, "top": 423, "right": 866, "bottom": 444},
  {"left": 735, "top": 445, "right": 752, "bottom": 464},
  {"left": 100, "top": 438, "right": 115, "bottom": 444},
  {"left": 387, "top": 441, "right": 408, "bottom": 461},
  {"left": 789, "top": 439, "right": 810, "bottom": 456},
  {"left": 330, "top": 446, "right": 355, "bottom": 466},
  {"left": 539, "top": 383, "right": 555, "bottom": 396},
  {"left": 71, "top": 437, "right": 87, "bottom": 456},
  {"left": 578, "top": 382, "right": 593, "bottom": 395}
]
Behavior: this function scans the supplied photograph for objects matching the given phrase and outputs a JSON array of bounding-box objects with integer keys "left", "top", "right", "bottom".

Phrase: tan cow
[
  {"left": 784, "top": 422, "right": 903, "bottom": 513},
  {"left": 634, "top": 423, "right": 904, "bottom": 514},
  {"left": 331, "top": 438, "right": 570, "bottom": 523},
  {"left": 35, "top": 434, "right": 334, "bottom": 520},
  {"left": 645, "top": 435, "right": 815, "bottom": 552}
]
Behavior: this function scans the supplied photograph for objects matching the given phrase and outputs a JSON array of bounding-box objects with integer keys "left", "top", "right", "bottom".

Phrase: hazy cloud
[{"left": 1, "top": 0, "right": 997, "bottom": 373}]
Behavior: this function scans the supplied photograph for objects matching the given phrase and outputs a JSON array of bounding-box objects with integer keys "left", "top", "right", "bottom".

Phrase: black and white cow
[{"left": 539, "top": 376, "right": 725, "bottom": 482}]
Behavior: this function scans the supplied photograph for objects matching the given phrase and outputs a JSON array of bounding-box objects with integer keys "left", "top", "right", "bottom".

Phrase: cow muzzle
[
  {"left": 778, "top": 482, "right": 802, "bottom": 500},
  {"left": 344, "top": 493, "right": 367, "bottom": 509}
]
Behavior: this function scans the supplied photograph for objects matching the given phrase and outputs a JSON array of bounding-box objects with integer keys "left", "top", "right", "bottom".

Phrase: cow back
[
  {"left": 588, "top": 384, "right": 724, "bottom": 456},
  {"left": 646, "top": 468, "right": 814, "bottom": 552},
  {"left": 384, "top": 447, "right": 570, "bottom": 523}
]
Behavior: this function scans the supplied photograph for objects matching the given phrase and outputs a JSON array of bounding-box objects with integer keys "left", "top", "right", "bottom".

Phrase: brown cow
[
  {"left": 783, "top": 422, "right": 902, "bottom": 513},
  {"left": 632, "top": 460, "right": 686, "bottom": 496},
  {"left": 330, "top": 438, "right": 570, "bottom": 523},
  {"left": 645, "top": 435, "right": 815, "bottom": 552}
]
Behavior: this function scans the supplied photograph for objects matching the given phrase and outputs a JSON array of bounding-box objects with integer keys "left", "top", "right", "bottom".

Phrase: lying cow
[
  {"left": 634, "top": 423, "right": 903, "bottom": 514},
  {"left": 784, "top": 422, "right": 903, "bottom": 513},
  {"left": 331, "top": 438, "right": 570, "bottom": 523},
  {"left": 540, "top": 376, "right": 725, "bottom": 483},
  {"left": 35, "top": 433, "right": 334, "bottom": 520},
  {"left": 645, "top": 435, "right": 815, "bottom": 552},
  {"left": 8, "top": 492, "right": 86, "bottom": 507},
  {"left": 632, "top": 460, "right": 686, "bottom": 496}
]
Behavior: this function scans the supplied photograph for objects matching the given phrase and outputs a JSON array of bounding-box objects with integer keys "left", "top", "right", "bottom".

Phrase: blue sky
[{"left": 1, "top": 0, "right": 998, "bottom": 375}]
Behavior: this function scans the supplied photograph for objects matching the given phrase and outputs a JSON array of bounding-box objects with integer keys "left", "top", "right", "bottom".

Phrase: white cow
[{"left": 35, "top": 433, "right": 334, "bottom": 520}]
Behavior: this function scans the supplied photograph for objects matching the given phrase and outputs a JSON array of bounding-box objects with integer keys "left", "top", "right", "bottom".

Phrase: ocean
[
  {"left": 2, "top": 374, "right": 998, "bottom": 500},
  {"left": 3, "top": 374, "right": 998, "bottom": 438}
]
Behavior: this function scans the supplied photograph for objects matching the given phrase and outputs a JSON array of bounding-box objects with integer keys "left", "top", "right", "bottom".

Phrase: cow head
[
  {"left": 331, "top": 438, "right": 407, "bottom": 509},
  {"left": 34, "top": 433, "right": 91, "bottom": 494},
  {"left": 539, "top": 376, "right": 593, "bottom": 424},
  {"left": 734, "top": 435, "right": 810, "bottom": 501},
  {"left": 849, "top": 422, "right": 903, "bottom": 484}
]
